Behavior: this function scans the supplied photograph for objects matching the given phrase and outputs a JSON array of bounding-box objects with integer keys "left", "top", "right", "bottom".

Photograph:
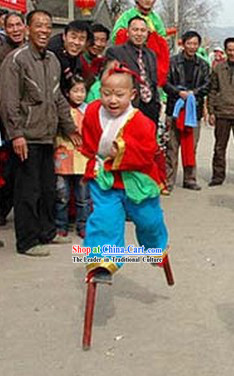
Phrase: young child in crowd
[
  {"left": 54, "top": 75, "right": 90, "bottom": 241},
  {"left": 81, "top": 63, "right": 169, "bottom": 283}
]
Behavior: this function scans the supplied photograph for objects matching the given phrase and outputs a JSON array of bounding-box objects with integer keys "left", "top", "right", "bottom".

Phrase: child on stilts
[{"left": 81, "top": 63, "right": 169, "bottom": 283}]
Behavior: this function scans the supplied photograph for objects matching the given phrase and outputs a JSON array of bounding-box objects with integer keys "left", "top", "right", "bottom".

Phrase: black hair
[
  {"left": 182, "top": 30, "right": 202, "bottom": 45},
  {"left": 65, "top": 74, "right": 87, "bottom": 95},
  {"left": 128, "top": 15, "right": 147, "bottom": 28},
  {"left": 64, "top": 20, "right": 93, "bottom": 44},
  {"left": 26, "top": 10, "right": 52, "bottom": 26},
  {"left": 91, "top": 23, "right": 110, "bottom": 40},
  {"left": 224, "top": 37, "right": 234, "bottom": 50},
  {"left": 4, "top": 12, "right": 24, "bottom": 28},
  {"left": 0, "top": 9, "right": 9, "bottom": 17}
]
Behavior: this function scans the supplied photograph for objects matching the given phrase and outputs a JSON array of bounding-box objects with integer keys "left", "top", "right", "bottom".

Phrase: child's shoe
[{"left": 91, "top": 268, "right": 112, "bottom": 285}]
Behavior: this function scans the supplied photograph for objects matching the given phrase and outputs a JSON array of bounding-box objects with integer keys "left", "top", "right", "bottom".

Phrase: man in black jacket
[
  {"left": 164, "top": 30, "right": 209, "bottom": 191},
  {"left": 106, "top": 16, "right": 160, "bottom": 124},
  {"left": 48, "top": 20, "right": 93, "bottom": 95}
]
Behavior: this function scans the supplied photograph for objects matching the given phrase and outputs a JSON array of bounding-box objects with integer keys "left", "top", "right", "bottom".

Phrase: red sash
[{"left": 176, "top": 109, "right": 195, "bottom": 167}]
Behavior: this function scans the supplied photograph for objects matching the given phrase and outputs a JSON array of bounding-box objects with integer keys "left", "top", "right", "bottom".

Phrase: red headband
[{"left": 107, "top": 63, "right": 145, "bottom": 85}]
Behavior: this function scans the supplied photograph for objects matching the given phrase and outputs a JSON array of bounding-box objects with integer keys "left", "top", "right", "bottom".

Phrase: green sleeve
[
  {"left": 86, "top": 80, "right": 101, "bottom": 103},
  {"left": 149, "top": 12, "right": 166, "bottom": 37}
]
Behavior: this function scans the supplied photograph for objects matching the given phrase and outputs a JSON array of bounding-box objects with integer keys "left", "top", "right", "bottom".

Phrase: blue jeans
[{"left": 55, "top": 174, "right": 90, "bottom": 234}]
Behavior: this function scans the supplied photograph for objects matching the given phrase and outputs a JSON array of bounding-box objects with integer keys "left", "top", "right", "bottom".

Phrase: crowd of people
[{"left": 0, "top": 0, "right": 233, "bottom": 281}]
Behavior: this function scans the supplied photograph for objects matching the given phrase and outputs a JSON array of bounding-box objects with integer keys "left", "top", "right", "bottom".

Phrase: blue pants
[
  {"left": 84, "top": 181, "right": 168, "bottom": 273},
  {"left": 55, "top": 174, "right": 90, "bottom": 234}
]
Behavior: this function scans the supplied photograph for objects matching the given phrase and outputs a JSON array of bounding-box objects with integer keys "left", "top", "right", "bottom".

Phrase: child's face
[
  {"left": 101, "top": 73, "right": 136, "bottom": 117},
  {"left": 69, "top": 82, "right": 86, "bottom": 105}
]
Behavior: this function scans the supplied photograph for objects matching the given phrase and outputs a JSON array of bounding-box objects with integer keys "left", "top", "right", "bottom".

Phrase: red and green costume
[
  {"left": 82, "top": 100, "right": 164, "bottom": 194},
  {"left": 81, "top": 100, "right": 169, "bottom": 274}
]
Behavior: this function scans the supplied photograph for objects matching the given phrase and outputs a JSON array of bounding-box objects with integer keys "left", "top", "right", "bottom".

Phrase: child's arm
[{"left": 105, "top": 117, "right": 158, "bottom": 172}]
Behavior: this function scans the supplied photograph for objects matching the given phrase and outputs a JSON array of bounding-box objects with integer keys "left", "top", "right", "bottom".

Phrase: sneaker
[
  {"left": 91, "top": 268, "right": 112, "bottom": 285},
  {"left": 24, "top": 245, "right": 50, "bottom": 257},
  {"left": 51, "top": 234, "right": 72, "bottom": 244}
]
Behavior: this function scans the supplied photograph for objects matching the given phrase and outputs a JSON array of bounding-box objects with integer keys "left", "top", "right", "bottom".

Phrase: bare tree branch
[{"left": 157, "top": 0, "right": 221, "bottom": 36}]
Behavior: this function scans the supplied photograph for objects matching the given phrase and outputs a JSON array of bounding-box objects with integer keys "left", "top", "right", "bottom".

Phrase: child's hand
[
  {"left": 69, "top": 132, "right": 82, "bottom": 147},
  {"left": 109, "top": 142, "right": 118, "bottom": 158}
]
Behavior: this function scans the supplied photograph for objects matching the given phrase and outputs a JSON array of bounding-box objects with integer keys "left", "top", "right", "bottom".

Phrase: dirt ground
[{"left": 1, "top": 124, "right": 234, "bottom": 376}]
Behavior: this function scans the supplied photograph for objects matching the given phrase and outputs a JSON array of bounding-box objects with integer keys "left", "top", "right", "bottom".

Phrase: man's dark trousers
[
  {"left": 14, "top": 144, "right": 56, "bottom": 253},
  {"left": 211, "top": 118, "right": 234, "bottom": 183}
]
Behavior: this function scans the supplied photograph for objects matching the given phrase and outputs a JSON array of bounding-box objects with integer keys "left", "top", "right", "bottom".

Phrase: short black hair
[
  {"left": 0, "top": 9, "right": 9, "bottom": 17},
  {"left": 69, "top": 74, "right": 86, "bottom": 89},
  {"left": 64, "top": 20, "right": 93, "bottom": 44},
  {"left": 4, "top": 12, "right": 24, "bottom": 28},
  {"left": 65, "top": 74, "right": 87, "bottom": 97},
  {"left": 224, "top": 37, "right": 234, "bottom": 50},
  {"left": 128, "top": 15, "right": 147, "bottom": 28},
  {"left": 26, "top": 10, "right": 52, "bottom": 26},
  {"left": 91, "top": 23, "right": 110, "bottom": 40},
  {"left": 182, "top": 30, "right": 202, "bottom": 45}
]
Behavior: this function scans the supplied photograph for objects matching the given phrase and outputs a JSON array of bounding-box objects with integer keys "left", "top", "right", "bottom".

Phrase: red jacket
[{"left": 81, "top": 100, "right": 162, "bottom": 188}]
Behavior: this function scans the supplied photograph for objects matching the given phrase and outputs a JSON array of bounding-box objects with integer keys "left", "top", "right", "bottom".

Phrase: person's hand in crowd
[
  {"left": 209, "top": 114, "right": 216, "bottom": 126},
  {"left": 179, "top": 90, "right": 194, "bottom": 101},
  {"left": 69, "top": 132, "right": 82, "bottom": 147},
  {"left": 12, "top": 137, "right": 28, "bottom": 161}
]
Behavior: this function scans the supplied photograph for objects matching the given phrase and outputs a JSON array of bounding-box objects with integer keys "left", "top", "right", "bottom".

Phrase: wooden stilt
[
  {"left": 163, "top": 255, "right": 175, "bottom": 286},
  {"left": 82, "top": 257, "right": 174, "bottom": 350},
  {"left": 82, "top": 280, "right": 97, "bottom": 350}
]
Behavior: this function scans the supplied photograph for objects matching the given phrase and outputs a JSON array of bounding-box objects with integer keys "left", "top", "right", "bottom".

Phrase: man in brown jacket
[
  {"left": 208, "top": 37, "right": 234, "bottom": 186},
  {"left": 0, "top": 10, "right": 78, "bottom": 256}
]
